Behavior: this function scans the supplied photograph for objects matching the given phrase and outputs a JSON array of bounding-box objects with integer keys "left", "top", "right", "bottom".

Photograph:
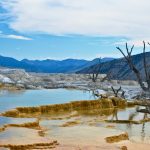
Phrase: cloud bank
[{"left": 1, "top": 0, "right": 150, "bottom": 40}]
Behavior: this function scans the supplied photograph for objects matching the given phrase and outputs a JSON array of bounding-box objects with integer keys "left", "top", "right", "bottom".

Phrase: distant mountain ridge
[
  {"left": 1, "top": 52, "right": 150, "bottom": 80},
  {"left": 0, "top": 55, "right": 114, "bottom": 73},
  {"left": 77, "top": 52, "right": 150, "bottom": 80}
]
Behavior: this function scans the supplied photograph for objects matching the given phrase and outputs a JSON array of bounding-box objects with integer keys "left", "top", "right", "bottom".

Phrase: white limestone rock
[{"left": 0, "top": 74, "right": 14, "bottom": 84}]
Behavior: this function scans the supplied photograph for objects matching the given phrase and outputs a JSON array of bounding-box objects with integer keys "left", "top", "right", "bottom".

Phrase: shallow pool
[{"left": 0, "top": 89, "right": 95, "bottom": 113}]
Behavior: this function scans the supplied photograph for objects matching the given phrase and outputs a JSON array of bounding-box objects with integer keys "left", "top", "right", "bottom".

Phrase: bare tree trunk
[
  {"left": 89, "top": 58, "right": 102, "bottom": 82},
  {"left": 111, "top": 86, "right": 125, "bottom": 98},
  {"left": 116, "top": 41, "right": 150, "bottom": 92}
]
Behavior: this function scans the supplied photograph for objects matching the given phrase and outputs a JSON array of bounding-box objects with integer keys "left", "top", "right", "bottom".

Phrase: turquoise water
[
  {"left": 0, "top": 89, "right": 94, "bottom": 113},
  {"left": 0, "top": 89, "right": 94, "bottom": 127},
  {"left": 0, "top": 116, "right": 36, "bottom": 127},
  {"left": 107, "top": 107, "right": 150, "bottom": 143},
  {"left": 0, "top": 89, "right": 150, "bottom": 145}
]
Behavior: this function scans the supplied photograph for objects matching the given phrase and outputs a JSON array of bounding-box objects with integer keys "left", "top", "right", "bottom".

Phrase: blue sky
[{"left": 0, "top": 0, "right": 149, "bottom": 60}]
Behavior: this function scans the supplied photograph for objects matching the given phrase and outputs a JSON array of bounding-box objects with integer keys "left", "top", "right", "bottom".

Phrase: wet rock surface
[
  {"left": 1, "top": 97, "right": 127, "bottom": 118},
  {"left": 0, "top": 104, "right": 150, "bottom": 150}
]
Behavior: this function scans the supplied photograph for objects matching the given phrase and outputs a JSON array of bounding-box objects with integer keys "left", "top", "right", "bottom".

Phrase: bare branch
[
  {"left": 121, "top": 91, "right": 126, "bottom": 99},
  {"left": 130, "top": 45, "right": 134, "bottom": 55},
  {"left": 116, "top": 86, "right": 121, "bottom": 93},
  {"left": 111, "top": 86, "right": 122, "bottom": 97},
  {"left": 143, "top": 41, "right": 148, "bottom": 82},
  {"left": 126, "top": 43, "right": 130, "bottom": 55},
  {"left": 116, "top": 47, "right": 127, "bottom": 60},
  {"left": 89, "top": 58, "right": 102, "bottom": 82},
  {"left": 117, "top": 42, "right": 147, "bottom": 91}
]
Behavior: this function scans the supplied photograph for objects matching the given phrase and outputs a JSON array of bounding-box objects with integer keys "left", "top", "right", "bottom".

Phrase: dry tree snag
[
  {"left": 116, "top": 41, "right": 150, "bottom": 92},
  {"left": 92, "top": 90, "right": 108, "bottom": 98},
  {"left": 100, "top": 71, "right": 113, "bottom": 82},
  {"left": 111, "top": 86, "right": 126, "bottom": 99},
  {"left": 111, "top": 86, "right": 121, "bottom": 97},
  {"left": 89, "top": 58, "right": 102, "bottom": 82}
]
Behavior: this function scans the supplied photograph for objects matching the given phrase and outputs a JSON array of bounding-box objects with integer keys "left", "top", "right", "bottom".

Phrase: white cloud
[
  {"left": 1, "top": 0, "right": 150, "bottom": 39},
  {"left": 114, "top": 38, "right": 150, "bottom": 47},
  {"left": 96, "top": 52, "right": 122, "bottom": 59},
  {"left": 0, "top": 32, "right": 32, "bottom": 40},
  {"left": 6, "top": 34, "right": 32, "bottom": 40}
]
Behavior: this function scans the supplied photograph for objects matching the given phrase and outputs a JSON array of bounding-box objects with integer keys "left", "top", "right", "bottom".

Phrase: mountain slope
[
  {"left": 0, "top": 55, "right": 114, "bottom": 73},
  {"left": 21, "top": 58, "right": 89, "bottom": 73},
  {"left": 77, "top": 52, "right": 150, "bottom": 80},
  {"left": 0, "top": 55, "right": 32, "bottom": 70}
]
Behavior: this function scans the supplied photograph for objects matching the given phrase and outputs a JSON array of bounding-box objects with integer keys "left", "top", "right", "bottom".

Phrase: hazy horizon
[{"left": 0, "top": 54, "right": 117, "bottom": 61}]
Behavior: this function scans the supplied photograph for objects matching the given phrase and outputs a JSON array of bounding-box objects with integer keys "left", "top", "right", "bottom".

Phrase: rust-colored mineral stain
[
  {"left": 60, "top": 121, "right": 80, "bottom": 127},
  {"left": 105, "top": 132, "right": 129, "bottom": 143}
]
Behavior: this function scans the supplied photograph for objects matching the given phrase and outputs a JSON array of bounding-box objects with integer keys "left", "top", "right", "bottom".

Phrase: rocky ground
[
  {"left": 0, "top": 68, "right": 150, "bottom": 150},
  {"left": 0, "top": 67, "right": 141, "bottom": 99}
]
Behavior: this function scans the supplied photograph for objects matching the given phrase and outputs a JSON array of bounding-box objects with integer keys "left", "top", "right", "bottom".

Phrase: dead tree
[
  {"left": 111, "top": 86, "right": 121, "bottom": 97},
  {"left": 111, "top": 108, "right": 118, "bottom": 121},
  {"left": 121, "top": 90, "right": 126, "bottom": 99},
  {"left": 89, "top": 58, "right": 102, "bottom": 82},
  {"left": 91, "top": 90, "right": 100, "bottom": 98},
  {"left": 111, "top": 86, "right": 126, "bottom": 99},
  {"left": 100, "top": 71, "right": 112, "bottom": 82},
  {"left": 91, "top": 89, "right": 108, "bottom": 99},
  {"left": 116, "top": 41, "right": 150, "bottom": 92}
]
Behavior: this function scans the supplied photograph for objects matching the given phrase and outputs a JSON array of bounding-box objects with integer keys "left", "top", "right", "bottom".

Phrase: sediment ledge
[
  {"left": 1, "top": 97, "right": 127, "bottom": 117},
  {"left": 0, "top": 140, "right": 59, "bottom": 150},
  {"left": 0, "top": 119, "right": 40, "bottom": 133},
  {"left": 105, "top": 132, "right": 129, "bottom": 143}
]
